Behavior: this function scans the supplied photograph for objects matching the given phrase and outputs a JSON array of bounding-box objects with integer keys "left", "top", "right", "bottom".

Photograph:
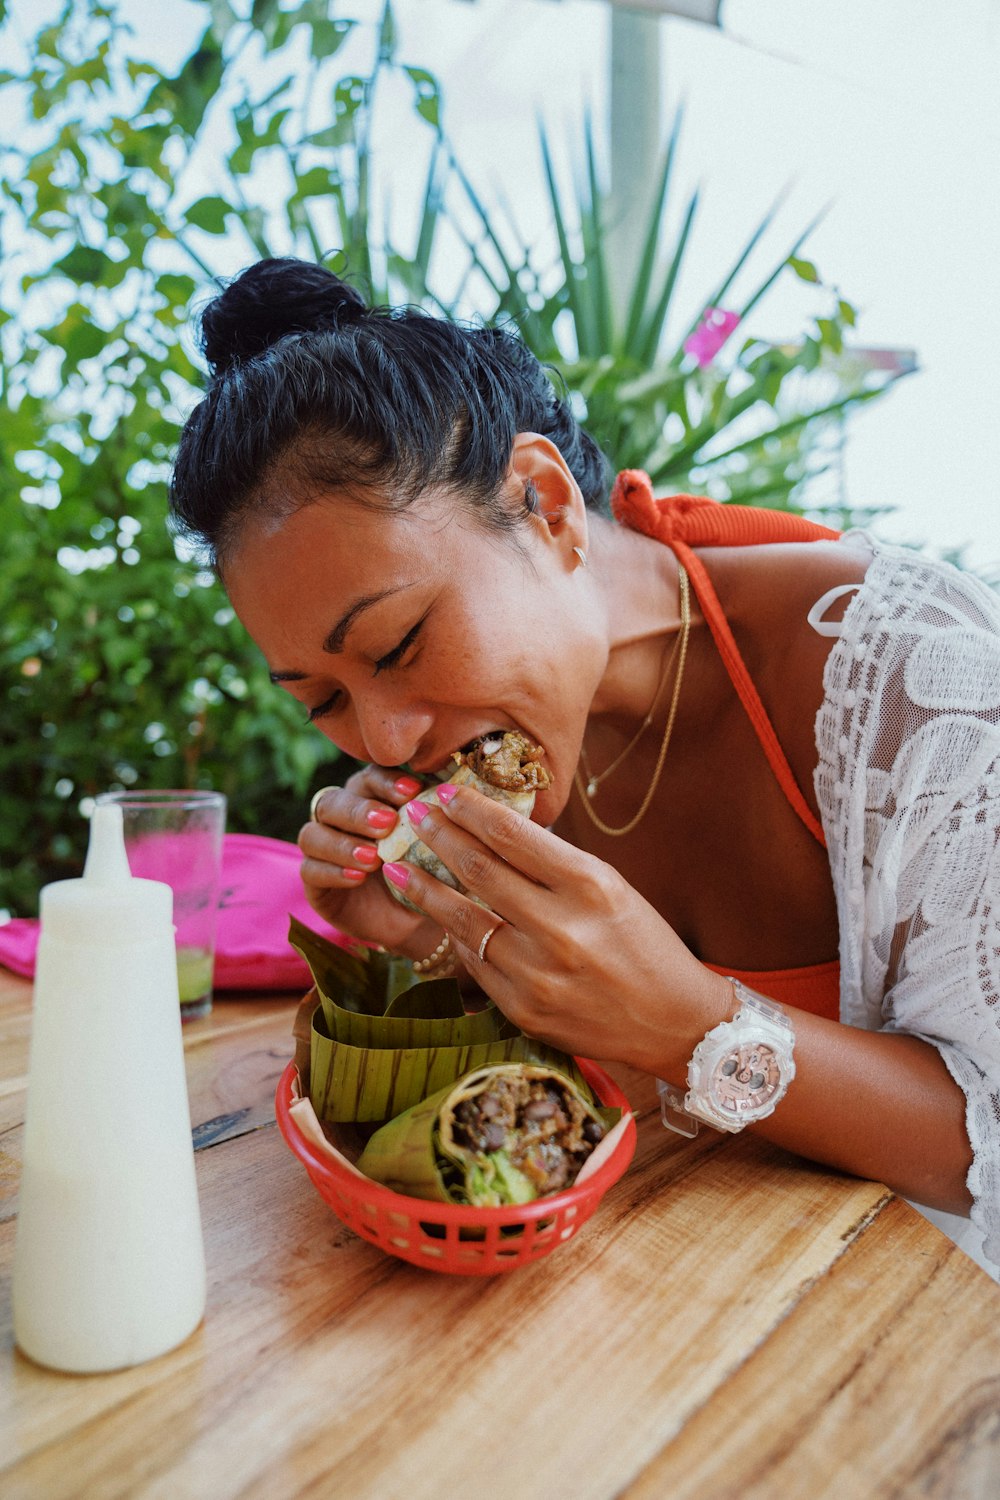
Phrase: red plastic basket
[{"left": 274, "top": 1059, "right": 636, "bottom": 1275}]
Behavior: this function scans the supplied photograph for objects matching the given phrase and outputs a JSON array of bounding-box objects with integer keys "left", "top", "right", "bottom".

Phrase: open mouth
[{"left": 453, "top": 729, "right": 550, "bottom": 794}]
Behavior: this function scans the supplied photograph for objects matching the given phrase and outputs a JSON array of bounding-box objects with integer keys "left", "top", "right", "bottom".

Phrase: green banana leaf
[
  {"left": 356, "top": 1063, "right": 622, "bottom": 1204},
  {"left": 290, "top": 918, "right": 593, "bottom": 1123}
]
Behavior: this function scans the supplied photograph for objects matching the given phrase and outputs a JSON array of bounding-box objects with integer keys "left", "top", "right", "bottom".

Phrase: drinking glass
[{"left": 95, "top": 790, "right": 227, "bottom": 1020}]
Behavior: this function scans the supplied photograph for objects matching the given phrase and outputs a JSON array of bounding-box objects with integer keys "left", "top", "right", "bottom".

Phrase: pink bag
[{"left": 0, "top": 833, "right": 341, "bottom": 992}]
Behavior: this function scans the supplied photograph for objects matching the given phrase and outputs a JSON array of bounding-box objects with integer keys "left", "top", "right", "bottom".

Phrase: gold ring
[
  {"left": 477, "top": 923, "right": 504, "bottom": 964},
  {"left": 310, "top": 786, "right": 336, "bottom": 822}
]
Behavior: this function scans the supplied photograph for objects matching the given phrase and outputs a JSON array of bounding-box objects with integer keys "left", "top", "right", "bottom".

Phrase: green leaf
[
  {"left": 184, "top": 195, "right": 232, "bottom": 234},
  {"left": 405, "top": 66, "right": 440, "bottom": 129},
  {"left": 788, "top": 254, "right": 820, "bottom": 283},
  {"left": 816, "top": 317, "right": 843, "bottom": 354},
  {"left": 624, "top": 106, "right": 682, "bottom": 355},
  {"left": 310, "top": 18, "right": 353, "bottom": 61},
  {"left": 251, "top": 0, "right": 280, "bottom": 31},
  {"left": 64, "top": 321, "right": 107, "bottom": 364},
  {"left": 171, "top": 32, "right": 225, "bottom": 137},
  {"left": 378, "top": 0, "right": 397, "bottom": 62},
  {"left": 292, "top": 167, "right": 333, "bottom": 199},
  {"left": 155, "top": 272, "right": 196, "bottom": 306},
  {"left": 637, "top": 186, "right": 699, "bottom": 367},
  {"left": 54, "top": 245, "right": 115, "bottom": 283}
]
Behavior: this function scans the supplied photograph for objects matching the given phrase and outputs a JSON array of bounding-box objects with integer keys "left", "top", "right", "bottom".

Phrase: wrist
[
  {"left": 646, "top": 968, "right": 734, "bottom": 1081},
  {"left": 658, "top": 978, "right": 797, "bottom": 1136}
]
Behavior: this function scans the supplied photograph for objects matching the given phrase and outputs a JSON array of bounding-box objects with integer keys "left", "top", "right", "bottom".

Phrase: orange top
[{"left": 609, "top": 471, "right": 842, "bottom": 1022}]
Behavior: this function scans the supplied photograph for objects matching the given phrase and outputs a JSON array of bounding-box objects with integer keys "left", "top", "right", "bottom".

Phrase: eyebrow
[{"left": 267, "top": 586, "right": 412, "bottom": 685}]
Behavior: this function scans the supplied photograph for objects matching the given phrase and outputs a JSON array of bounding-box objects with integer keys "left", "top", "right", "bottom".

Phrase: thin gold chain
[
  {"left": 573, "top": 563, "right": 690, "bottom": 838},
  {"left": 578, "top": 628, "right": 682, "bottom": 797}
]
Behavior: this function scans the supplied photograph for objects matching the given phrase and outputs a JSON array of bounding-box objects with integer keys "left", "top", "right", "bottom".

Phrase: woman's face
[{"left": 223, "top": 484, "right": 606, "bottom": 825}]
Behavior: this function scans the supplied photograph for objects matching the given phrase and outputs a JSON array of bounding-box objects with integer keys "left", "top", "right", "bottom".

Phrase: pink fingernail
[
  {"left": 394, "top": 775, "right": 422, "bottom": 798},
  {"left": 382, "top": 862, "right": 410, "bottom": 890},
  {"left": 352, "top": 844, "right": 379, "bottom": 867},
  {"left": 406, "top": 799, "right": 430, "bottom": 825},
  {"left": 437, "top": 783, "right": 457, "bottom": 806},
  {"left": 366, "top": 807, "right": 396, "bottom": 830},
  {"left": 343, "top": 867, "right": 366, "bottom": 882}
]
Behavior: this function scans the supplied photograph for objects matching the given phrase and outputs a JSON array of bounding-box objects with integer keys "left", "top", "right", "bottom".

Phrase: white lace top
[{"left": 813, "top": 536, "right": 1000, "bottom": 1274}]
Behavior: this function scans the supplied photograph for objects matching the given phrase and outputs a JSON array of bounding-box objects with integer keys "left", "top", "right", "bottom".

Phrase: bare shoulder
[
  {"left": 706, "top": 537, "right": 874, "bottom": 634},
  {"left": 698, "top": 537, "right": 875, "bottom": 803}
]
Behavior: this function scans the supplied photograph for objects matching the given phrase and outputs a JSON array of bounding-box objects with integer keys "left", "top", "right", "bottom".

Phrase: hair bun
[{"left": 200, "top": 257, "right": 368, "bottom": 375}]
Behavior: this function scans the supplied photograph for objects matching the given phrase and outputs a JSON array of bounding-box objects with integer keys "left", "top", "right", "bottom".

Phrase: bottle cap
[{"left": 39, "top": 804, "right": 174, "bottom": 948}]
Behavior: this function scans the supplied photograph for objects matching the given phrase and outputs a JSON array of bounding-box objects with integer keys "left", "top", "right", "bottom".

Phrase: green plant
[
  {"left": 0, "top": 0, "right": 447, "bottom": 914},
  {"left": 443, "top": 109, "right": 905, "bottom": 519},
  {"left": 0, "top": 0, "right": 904, "bottom": 916}
]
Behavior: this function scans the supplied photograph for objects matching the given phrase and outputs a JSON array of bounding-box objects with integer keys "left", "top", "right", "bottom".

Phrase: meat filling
[
  {"left": 451, "top": 1074, "right": 605, "bottom": 1195},
  {"left": 456, "top": 731, "right": 551, "bottom": 794}
]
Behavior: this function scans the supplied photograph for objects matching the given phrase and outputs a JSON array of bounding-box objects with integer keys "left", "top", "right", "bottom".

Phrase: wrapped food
[
  {"left": 289, "top": 917, "right": 594, "bottom": 1125},
  {"left": 378, "top": 731, "right": 551, "bottom": 911},
  {"left": 356, "top": 1063, "right": 615, "bottom": 1206}
]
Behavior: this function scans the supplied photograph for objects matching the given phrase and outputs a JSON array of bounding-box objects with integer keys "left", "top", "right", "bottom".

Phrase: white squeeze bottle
[{"left": 12, "top": 803, "right": 206, "bottom": 1372}]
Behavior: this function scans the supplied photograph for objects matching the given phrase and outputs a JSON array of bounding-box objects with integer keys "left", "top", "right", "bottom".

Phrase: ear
[{"left": 509, "top": 432, "right": 589, "bottom": 563}]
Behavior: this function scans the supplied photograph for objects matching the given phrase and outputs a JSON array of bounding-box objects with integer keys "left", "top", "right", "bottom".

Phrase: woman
[{"left": 170, "top": 257, "right": 1000, "bottom": 1272}]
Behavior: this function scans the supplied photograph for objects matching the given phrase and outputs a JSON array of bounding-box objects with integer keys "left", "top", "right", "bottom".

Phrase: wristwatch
[{"left": 657, "top": 980, "right": 796, "bottom": 1136}]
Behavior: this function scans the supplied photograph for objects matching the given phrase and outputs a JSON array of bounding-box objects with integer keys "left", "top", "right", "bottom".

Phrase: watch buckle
[{"left": 656, "top": 1079, "right": 700, "bottom": 1138}]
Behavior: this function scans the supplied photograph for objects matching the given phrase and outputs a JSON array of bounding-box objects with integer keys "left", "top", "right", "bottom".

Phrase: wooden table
[{"left": 3, "top": 967, "right": 1000, "bottom": 1499}]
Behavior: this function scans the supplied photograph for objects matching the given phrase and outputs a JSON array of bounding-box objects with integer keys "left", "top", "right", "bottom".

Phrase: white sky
[{"left": 14, "top": 0, "right": 1000, "bottom": 572}]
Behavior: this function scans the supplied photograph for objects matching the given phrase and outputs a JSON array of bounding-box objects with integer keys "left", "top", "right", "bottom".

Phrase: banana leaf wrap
[
  {"left": 290, "top": 918, "right": 593, "bottom": 1124},
  {"left": 356, "top": 1063, "right": 622, "bottom": 1205}
]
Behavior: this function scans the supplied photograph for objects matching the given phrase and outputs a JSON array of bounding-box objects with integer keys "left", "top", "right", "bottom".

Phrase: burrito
[
  {"left": 378, "top": 731, "right": 551, "bottom": 911},
  {"left": 356, "top": 1063, "right": 610, "bottom": 1206}
]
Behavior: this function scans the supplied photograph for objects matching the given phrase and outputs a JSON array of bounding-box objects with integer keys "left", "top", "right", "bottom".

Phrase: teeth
[{"left": 460, "top": 730, "right": 505, "bottom": 755}]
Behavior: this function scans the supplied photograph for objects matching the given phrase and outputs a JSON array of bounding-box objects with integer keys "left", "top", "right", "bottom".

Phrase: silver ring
[
  {"left": 477, "top": 922, "right": 504, "bottom": 964},
  {"left": 310, "top": 786, "right": 336, "bottom": 822}
]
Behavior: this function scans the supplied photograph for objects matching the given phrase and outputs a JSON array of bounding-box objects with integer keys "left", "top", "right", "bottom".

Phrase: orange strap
[
  {"left": 610, "top": 470, "right": 840, "bottom": 849},
  {"left": 705, "top": 959, "right": 841, "bottom": 1022}
]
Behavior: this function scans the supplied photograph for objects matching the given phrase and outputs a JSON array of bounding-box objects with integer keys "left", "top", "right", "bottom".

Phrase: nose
[{"left": 349, "top": 694, "right": 434, "bottom": 770}]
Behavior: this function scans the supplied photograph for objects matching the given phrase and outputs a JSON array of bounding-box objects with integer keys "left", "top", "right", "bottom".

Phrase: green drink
[{"left": 176, "top": 946, "right": 214, "bottom": 1019}]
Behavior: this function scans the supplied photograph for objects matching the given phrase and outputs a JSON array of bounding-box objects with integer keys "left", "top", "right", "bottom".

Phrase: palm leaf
[
  {"left": 291, "top": 919, "right": 592, "bottom": 1123},
  {"left": 674, "top": 188, "right": 791, "bottom": 356},
  {"left": 578, "top": 111, "right": 614, "bottom": 355},
  {"left": 539, "top": 120, "right": 592, "bottom": 356},
  {"left": 623, "top": 105, "right": 684, "bottom": 354},
  {"left": 636, "top": 185, "right": 700, "bottom": 367}
]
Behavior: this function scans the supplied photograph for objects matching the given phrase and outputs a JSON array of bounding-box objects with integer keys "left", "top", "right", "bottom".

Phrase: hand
[
  {"left": 298, "top": 767, "right": 449, "bottom": 960},
  {"left": 380, "top": 784, "right": 730, "bottom": 1075}
]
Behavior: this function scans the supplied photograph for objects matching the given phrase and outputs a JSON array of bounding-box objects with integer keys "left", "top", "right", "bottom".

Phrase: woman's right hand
[{"left": 297, "top": 766, "right": 442, "bottom": 956}]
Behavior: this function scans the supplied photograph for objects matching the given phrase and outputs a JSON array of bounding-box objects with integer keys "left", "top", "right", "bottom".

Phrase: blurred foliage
[{"left": 0, "top": 0, "right": 905, "bottom": 914}]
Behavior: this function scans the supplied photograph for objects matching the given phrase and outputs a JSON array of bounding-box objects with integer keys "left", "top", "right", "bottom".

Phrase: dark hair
[{"left": 169, "top": 257, "right": 610, "bottom": 565}]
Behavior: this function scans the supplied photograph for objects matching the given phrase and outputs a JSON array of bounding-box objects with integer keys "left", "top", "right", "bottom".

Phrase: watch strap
[{"left": 658, "top": 979, "right": 795, "bottom": 1137}]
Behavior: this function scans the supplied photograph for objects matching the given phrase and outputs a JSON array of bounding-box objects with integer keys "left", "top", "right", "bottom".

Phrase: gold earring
[{"left": 572, "top": 546, "right": 588, "bottom": 569}]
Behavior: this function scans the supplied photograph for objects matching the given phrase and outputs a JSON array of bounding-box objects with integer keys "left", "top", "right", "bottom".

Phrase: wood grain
[
  {"left": 624, "top": 1196, "right": 1000, "bottom": 1500},
  {"left": 2, "top": 969, "right": 999, "bottom": 1499}
]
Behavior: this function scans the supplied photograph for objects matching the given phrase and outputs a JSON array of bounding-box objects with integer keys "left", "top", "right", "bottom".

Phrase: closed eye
[
  {"left": 373, "top": 615, "right": 425, "bottom": 675},
  {"left": 306, "top": 689, "right": 342, "bottom": 724}
]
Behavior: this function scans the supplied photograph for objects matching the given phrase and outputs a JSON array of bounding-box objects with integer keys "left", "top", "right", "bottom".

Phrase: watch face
[{"left": 709, "top": 1040, "right": 783, "bottom": 1119}]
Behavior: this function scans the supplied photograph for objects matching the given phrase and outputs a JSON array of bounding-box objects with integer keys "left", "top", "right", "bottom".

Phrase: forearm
[{"left": 750, "top": 1010, "right": 973, "bottom": 1216}]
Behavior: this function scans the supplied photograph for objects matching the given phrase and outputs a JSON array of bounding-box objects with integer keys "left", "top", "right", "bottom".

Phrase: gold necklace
[
  {"left": 578, "top": 630, "right": 682, "bottom": 800},
  {"left": 574, "top": 562, "right": 690, "bottom": 838}
]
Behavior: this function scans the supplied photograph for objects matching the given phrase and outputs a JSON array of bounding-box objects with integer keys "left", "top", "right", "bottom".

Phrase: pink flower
[{"left": 683, "top": 306, "right": 741, "bottom": 367}]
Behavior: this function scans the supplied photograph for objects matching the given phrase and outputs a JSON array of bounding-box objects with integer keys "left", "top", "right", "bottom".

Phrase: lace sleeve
[{"left": 815, "top": 540, "right": 1000, "bottom": 1271}]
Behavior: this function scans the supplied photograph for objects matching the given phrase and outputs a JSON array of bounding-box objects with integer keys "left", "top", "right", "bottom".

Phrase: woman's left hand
[{"left": 381, "top": 783, "right": 729, "bottom": 1075}]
